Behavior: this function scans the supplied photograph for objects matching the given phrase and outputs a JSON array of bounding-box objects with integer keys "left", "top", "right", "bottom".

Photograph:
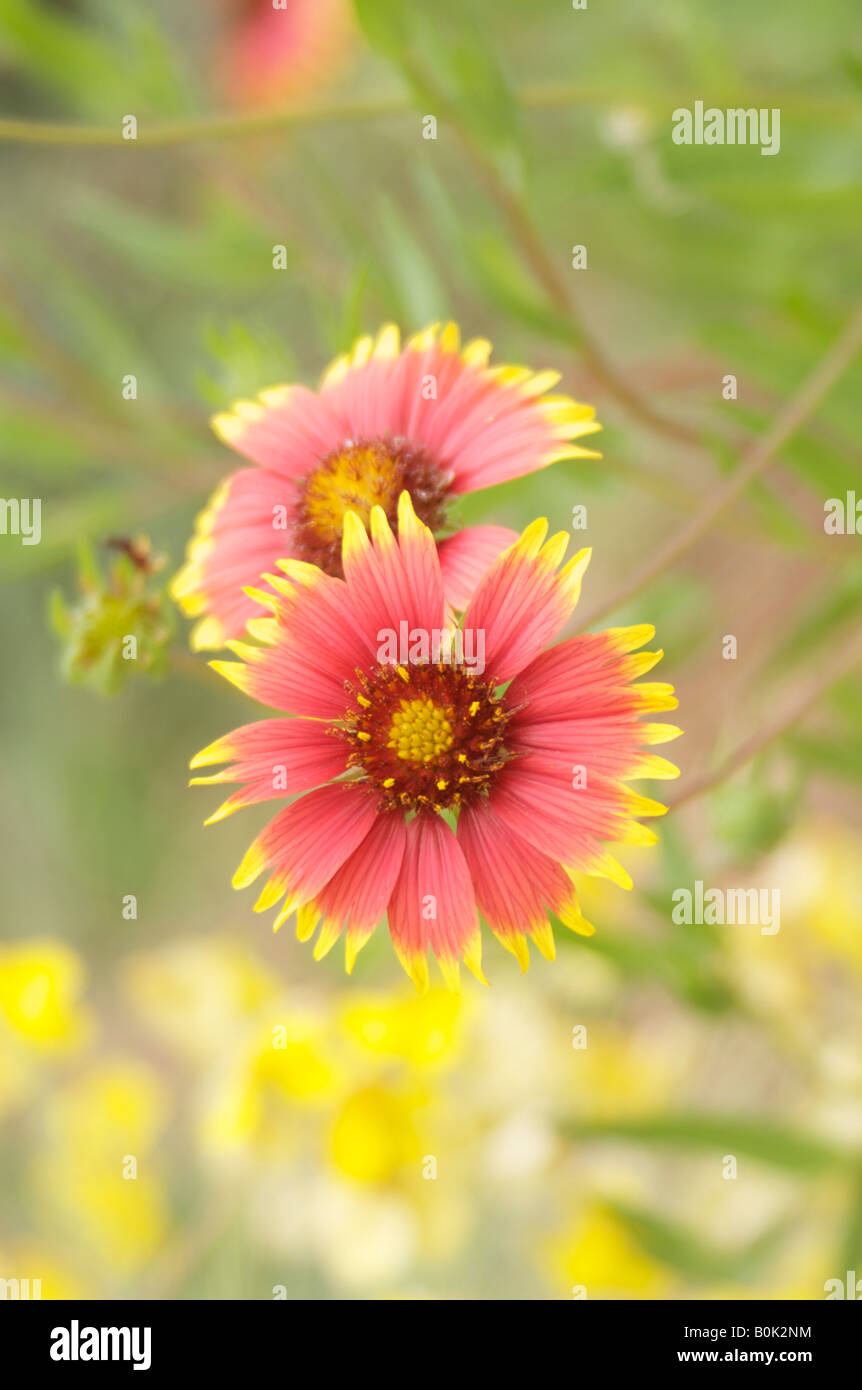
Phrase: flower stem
[{"left": 0, "top": 85, "right": 849, "bottom": 148}]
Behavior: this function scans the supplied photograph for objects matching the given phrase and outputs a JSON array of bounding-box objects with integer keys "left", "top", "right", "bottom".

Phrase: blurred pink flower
[
  {"left": 173, "top": 323, "right": 601, "bottom": 649},
  {"left": 217, "top": 0, "right": 354, "bottom": 110}
]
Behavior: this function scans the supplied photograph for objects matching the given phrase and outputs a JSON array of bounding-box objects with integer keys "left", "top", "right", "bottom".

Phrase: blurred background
[{"left": 1, "top": 0, "right": 861, "bottom": 1300}]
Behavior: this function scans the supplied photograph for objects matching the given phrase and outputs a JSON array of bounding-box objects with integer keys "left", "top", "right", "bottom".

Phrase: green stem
[
  {"left": 0, "top": 95, "right": 407, "bottom": 147},
  {"left": 0, "top": 84, "right": 852, "bottom": 148}
]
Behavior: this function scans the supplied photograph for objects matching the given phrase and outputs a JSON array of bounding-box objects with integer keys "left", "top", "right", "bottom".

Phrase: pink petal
[
  {"left": 171, "top": 467, "right": 301, "bottom": 649},
  {"left": 506, "top": 627, "right": 674, "bottom": 722},
  {"left": 387, "top": 811, "right": 483, "bottom": 990},
  {"left": 318, "top": 329, "right": 600, "bottom": 491},
  {"left": 306, "top": 812, "right": 407, "bottom": 969},
  {"left": 463, "top": 521, "right": 591, "bottom": 682},
  {"left": 437, "top": 525, "right": 519, "bottom": 611},
  {"left": 212, "top": 565, "right": 377, "bottom": 717},
  {"left": 232, "top": 783, "right": 379, "bottom": 920},
  {"left": 189, "top": 717, "right": 348, "bottom": 823},
  {"left": 488, "top": 756, "right": 664, "bottom": 887},
  {"left": 457, "top": 799, "right": 588, "bottom": 962},
  {"left": 340, "top": 491, "right": 446, "bottom": 643},
  {"left": 213, "top": 385, "right": 345, "bottom": 478}
]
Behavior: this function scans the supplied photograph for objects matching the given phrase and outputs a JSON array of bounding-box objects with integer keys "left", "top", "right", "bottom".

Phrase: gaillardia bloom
[
  {"left": 217, "top": 0, "right": 354, "bottom": 112},
  {"left": 171, "top": 323, "right": 601, "bottom": 649},
  {"left": 191, "top": 493, "right": 680, "bottom": 990}
]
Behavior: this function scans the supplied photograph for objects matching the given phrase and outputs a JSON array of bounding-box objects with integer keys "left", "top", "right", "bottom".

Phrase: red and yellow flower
[
  {"left": 172, "top": 323, "right": 601, "bottom": 649},
  {"left": 191, "top": 492, "right": 679, "bottom": 990}
]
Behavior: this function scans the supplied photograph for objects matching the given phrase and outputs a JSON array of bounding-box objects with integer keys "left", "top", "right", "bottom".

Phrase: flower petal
[
  {"left": 170, "top": 468, "right": 298, "bottom": 650},
  {"left": 436, "top": 524, "right": 519, "bottom": 611},
  {"left": 301, "top": 812, "right": 407, "bottom": 971},
  {"left": 463, "top": 520, "right": 591, "bottom": 681},
  {"left": 457, "top": 799, "right": 593, "bottom": 970},
  {"left": 387, "top": 812, "right": 484, "bottom": 991},
  {"left": 506, "top": 627, "right": 681, "bottom": 782},
  {"left": 231, "top": 783, "right": 379, "bottom": 926},
  {"left": 489, "top": 755, "right": 666, "bottom": 889},
  {"left": 318, "top": 323, "right": 600, "bottom": 490},
  {"left": 507, "top": 625, "right": 679, "bottom": 724},
  {"left": 212, "top": 384, "right": 344, "bottom": 477},
  {"left": 189, "top": 718, "right": 348, "bottom": 824},
  {"left": 339, "top": 490, "right": 446, "bottom": 642},
  {"left": 210, "top": 564, "right": 375, "bottom": 717}
]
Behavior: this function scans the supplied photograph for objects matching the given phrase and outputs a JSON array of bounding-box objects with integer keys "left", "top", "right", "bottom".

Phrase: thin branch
[
  {"left": 0, "top": 95, "right": 408, "bottom": 147},
  {"left": 1, "top": 84, "right": 705, "bottom": 447},
  {"left": 0, "top": 83, "right": 850, "bottom": 147},
  {"left": 398, "top": 56, "right": 704, "bottom": 449},
  {"left": 579, "top": 300, "right": 862, "bottom": 628},
  {"left": 474, "top": 161, "right": 702, "bottom": 446},
  {"left": 667, "top": 633, "right": 862, "bottom": 810}
]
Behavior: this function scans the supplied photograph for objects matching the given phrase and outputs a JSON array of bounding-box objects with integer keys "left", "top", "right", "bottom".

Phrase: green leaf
[
  {"left": 768, "top": 562, "right": 862, "bottom": 673},
  {"left": 352, "top": 0, "right": 410, "bottom": 60},
  {"left": 353, "top": 0, "right": 523, "bottom": 189},
  {"left": 67, "top": 189, "right": 278, "bottom": 295},
  {"left": 195, "top": 320, "right": 298, "bottom": 411},
  {"left": 560, "top": 1113, "right": 860, "bottom": 1175},
  {"left": 0, "top": 0, "right": 131, "bottom": 114},
  {"left": 466, "top": 231, "right": 574, "bottom": 343},
  {"left": 787, "top": 729, "right": 862, "bottom": 786},
  {"left": 377, "top": 197, "right": 449, "bottom": 326},
  {"left": 605, "top": 1199, "right": 790, "bottom": 1284},
  {"left": 0, "top": 0, "right": 192, "bottom": 118}
]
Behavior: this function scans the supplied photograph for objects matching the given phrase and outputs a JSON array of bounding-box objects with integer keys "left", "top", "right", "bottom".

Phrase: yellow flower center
[
  {"left": 339, "top": 661, "right": 514, "bottom": 813},
  {"left": 388, "top": 696, "right": 454, "bottom": 765},
  {"left": 292, "top": 436, "right": 451, "bottom": 577},
  {"left": 302, "top": 442, "right": 402, "bottom": 544}
]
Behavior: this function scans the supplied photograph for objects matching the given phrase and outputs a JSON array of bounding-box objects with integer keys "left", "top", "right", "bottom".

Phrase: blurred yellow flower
[
  {"left": 340, "top": 989, "right": 464, "bottom": 1067},
  {"left": 726, "top": 825, "right": 862, "bottom": 1033},
  {"left": 32, "top": 1058, "right": 171, "bottom": 1274},
  {"left": 0, "top": 940, "right": 92, "bottom": 1052},
  {"left": 570, "top": 1024, "right": 683, "bottom": 1120},
  {"left": 330, "top": 1084, "right": 425, "bottom": 1183},
  {"left": 544, "top": 1205, "right": 671, "bottom": 1299},
  {"left": 197, "top": 1008, "right": 339, "bottom": 1161},
  {"left": 777, "top": 826, "right": 862, "bottom": 973},
  {"left": 47, "top": 1060, "right": 167, "bottom": 1159},
  {"left": 32, "top": 1159, "right": 169, "bottom": 1275},
  {"left": 123, "top": 938, "right": 280, "bottom": 1060}
]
